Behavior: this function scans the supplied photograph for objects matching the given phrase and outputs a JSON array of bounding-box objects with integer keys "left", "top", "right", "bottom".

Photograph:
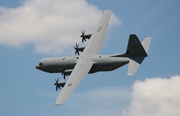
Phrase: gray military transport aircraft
[{"left": 35, "top": 10, "right": 151, "bottom": 106}]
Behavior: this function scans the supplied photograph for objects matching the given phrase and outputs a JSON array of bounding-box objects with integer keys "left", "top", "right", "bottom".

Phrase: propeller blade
[
  {"left": 54, "top": 78, "right": 59, "bottom": 85},
  {"left": 61, "top": 69, "right": 66, "bottom": 80},
  {"left": 56, "top": 86, "right": 58, "bottom": 91},
  {"left": 75, "top": 50, "right": 79, "bottom": 55},
  {"left": 81, "top": 30, "right": 85, "bottom": 35},
  {"left": 63, "top": 74, "right": 66, "bottom": 80},
  {"left": 76, "top": 43, "right": 79, "bottom": 47}
]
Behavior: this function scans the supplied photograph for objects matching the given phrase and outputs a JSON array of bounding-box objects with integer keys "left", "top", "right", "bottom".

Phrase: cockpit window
[{"left": 39, "top": 62, "right": 43, "bottom": 66}]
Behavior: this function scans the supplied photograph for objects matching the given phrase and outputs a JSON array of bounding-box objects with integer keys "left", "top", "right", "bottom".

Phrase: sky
[{"left": 0, "top": 0, "right": 180, "bottom": 116}]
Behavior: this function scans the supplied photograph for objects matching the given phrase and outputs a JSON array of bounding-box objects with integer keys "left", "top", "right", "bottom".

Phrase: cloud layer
[
  {"left": 122, "top": 75, "right": 180, "bottom": 116},
  {"left": 0, "top": 0, "right": 120, "bottom": 54}
]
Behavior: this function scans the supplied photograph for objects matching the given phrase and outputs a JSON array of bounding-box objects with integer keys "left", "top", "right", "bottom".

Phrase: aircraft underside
[
  {"left": 89, "top": 61, "right": 128, "bottom": 73},
  {"left": 40, "top": 56, "right": 129, "bottom": 74}
]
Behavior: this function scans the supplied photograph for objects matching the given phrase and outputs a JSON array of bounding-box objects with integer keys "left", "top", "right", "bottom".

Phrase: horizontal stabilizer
[{"left": 128, "top": 57, "right": 145, "bottom": 76}]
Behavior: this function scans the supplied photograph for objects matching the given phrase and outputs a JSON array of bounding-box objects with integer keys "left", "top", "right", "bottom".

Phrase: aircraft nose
[
  {"left": 36, "top": 62, "right": 43, "bottom": 69},
  {"left": 36, "top": 65, "right": 40, "bottom": 69}
]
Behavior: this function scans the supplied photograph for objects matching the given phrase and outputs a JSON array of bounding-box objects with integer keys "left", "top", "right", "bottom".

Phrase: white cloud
[
  {"left": 0, "top": 0, "right": 120, "bottom": 54},
  {"left": 122, "top": 75, "right": 180, "bottom": 116}
]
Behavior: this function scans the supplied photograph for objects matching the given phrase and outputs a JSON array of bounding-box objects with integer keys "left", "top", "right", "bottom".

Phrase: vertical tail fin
[
  {"left": 126, "top": 34, "right": 149, "bottom": 57},
  {"left": 141, "top": 37, "right": 152, "bottom": 54},
  {"left": 126, "top": 34, "right": 151, "bottom": 76}
]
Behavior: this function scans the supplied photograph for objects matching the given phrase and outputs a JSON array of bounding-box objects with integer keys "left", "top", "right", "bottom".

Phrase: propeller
[
  {"left": 62, "top": 69, "right": 67, "bottom": 80},
  {"left": 80, "top": 30, "right": 86, "bottom": 43},
  {"left": 74, "top": 43, "right": 80, "bottom": 55},
  {"left": 54, "top": 78, "right": 61, "bottom": 91}
]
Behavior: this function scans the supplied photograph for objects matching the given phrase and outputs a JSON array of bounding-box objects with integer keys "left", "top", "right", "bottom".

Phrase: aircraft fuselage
[{"left": 36, "top": 54, "right": 129, "bottom": 75}]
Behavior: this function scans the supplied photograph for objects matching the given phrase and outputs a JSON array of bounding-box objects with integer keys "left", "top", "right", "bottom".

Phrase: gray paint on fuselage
[
  {"left": 36, "top": 56, "right": 77, "bottom": 73},
  {"left": 90, "top": 55, "right": 129, "bottom": 73},
  {"left": 36, "top": 54, "right": 129, "bottom": 74}
]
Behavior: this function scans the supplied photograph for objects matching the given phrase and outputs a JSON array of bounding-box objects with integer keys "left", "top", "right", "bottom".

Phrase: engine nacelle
[
  {"left": 57, "top": 81, "right": 66, "bottom": 87},
  {"left": 76, "top": 46, "right": 85, "bottom": 52},
  {"left": 83, "top": 34, "right": 92, "bottom": 39},
  {"left": 65, "top": 69, "right": 73, "bottom": 75}
]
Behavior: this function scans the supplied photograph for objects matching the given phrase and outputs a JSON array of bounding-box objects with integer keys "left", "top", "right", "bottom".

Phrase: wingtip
[
  {"left": 103, "top": 10, "right": 112, "bottom": 13},
  {"left": 128, "top": 73, "right": 133, "bottom": 76},
  {"left": 54, "top": 102, "right": 63, "bottom": 106}
]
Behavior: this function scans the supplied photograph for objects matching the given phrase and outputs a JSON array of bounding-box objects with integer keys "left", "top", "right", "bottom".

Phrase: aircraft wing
[{"left": 54, "top": 10, "right": 112, "bottom": 106}]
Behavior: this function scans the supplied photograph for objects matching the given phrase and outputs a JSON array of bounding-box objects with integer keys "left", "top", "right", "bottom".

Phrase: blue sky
[{"left": 0, "top": 0, "right": 180, "bottom": 116}]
